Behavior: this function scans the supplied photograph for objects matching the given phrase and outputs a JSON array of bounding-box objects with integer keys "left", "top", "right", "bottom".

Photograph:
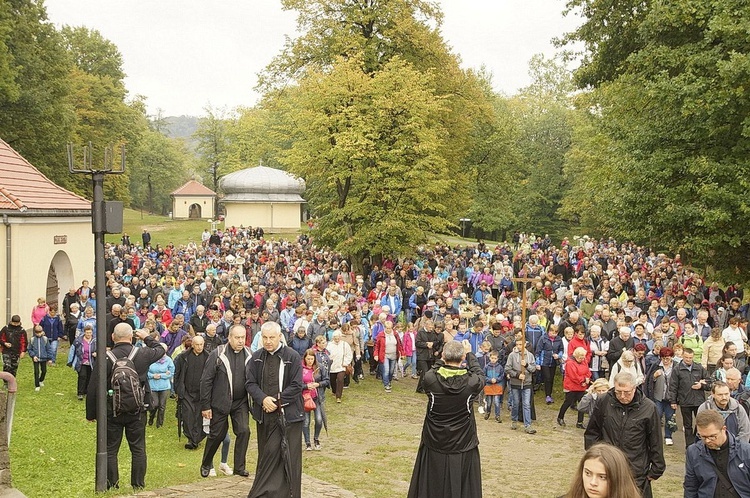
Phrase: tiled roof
[
  {"left": 0, "top": 139, "right": 90, "bottom": 212},
  {"left": 171, "top": 180, "right": 216, "bottom": 196}
]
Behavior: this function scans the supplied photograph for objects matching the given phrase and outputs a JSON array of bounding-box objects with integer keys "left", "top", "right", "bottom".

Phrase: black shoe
[
  {"left": 496, "top": 416, "right": 502, "bottom": 423},
  {"left": 200, "top": 466, "right": 211, "bottom": 478},
  {"left": 235, "top": 469, "right": 250, "bottom": 477},
  {"left": 576, "top": 422, "right": 585, "bottom": 429},
  {"left": 557, "top": 418, "right": 566, "bottom": 427},
  {"left": 483, "top": 412, "right": 490, "bottom": 420},
  {"left": 185, "top": 442, "right": 197, "bottom": 450},
  {"left": 148, "top": 415, "right": 154, "bottom": 426}
]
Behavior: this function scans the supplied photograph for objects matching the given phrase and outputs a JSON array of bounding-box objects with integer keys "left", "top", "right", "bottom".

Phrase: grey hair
[
  {"left": 442, "top": 341, "right": 465, "bottom": 363},
  {"left": 614, "top": 371, "right": 636, "bottom": 387},
  {"left": 261, "top": 321, "right": 281, "bottom": 336}
]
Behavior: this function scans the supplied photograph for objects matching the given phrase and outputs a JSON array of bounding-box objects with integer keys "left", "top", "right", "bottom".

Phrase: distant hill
[{"left": 164, "top": 115, "right": 199, "bottom": 141}]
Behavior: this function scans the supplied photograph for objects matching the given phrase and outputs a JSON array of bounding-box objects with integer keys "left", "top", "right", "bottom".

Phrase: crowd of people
[{"left": 3, "top": 227, "right": 750, "bottom": 496}]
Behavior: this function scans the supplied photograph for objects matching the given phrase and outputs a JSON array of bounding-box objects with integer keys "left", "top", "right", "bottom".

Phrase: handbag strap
[{"left": 706, "top": 454, "right": 740, "bottom": 498}]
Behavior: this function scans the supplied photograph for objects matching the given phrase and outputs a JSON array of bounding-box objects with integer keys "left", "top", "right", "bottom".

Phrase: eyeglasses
[
  {"left": 614, "top": 388, "right": 635, "bottom": 396},
  {"left": 697, "top": 431, "right": 722, "bottom": 442}
]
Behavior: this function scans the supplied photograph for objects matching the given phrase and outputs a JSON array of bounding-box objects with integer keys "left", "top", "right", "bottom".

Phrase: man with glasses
[
  {"left": 684, "top": 409, "right": 750, "bottom": 497},
  {"left": 585, "top": 371, "right": 665, "bottom": 497}
]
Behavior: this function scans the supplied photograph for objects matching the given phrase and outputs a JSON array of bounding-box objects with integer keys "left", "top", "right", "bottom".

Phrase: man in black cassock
[
  {"left": 246, "top": 321, "right": 304, "bottom": 498},
  {"left": 408, "top": 340, "right": 485, "bottom": 498},
  {"left": 174, "top": 335, "right": 208, "bottom": 450}
]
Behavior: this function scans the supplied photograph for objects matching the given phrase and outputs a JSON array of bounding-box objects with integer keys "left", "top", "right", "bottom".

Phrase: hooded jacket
[
  {"left": 698, "top": 396, "right": 750, "bottom": 443},
  {"left": 420, "top": 352, "right": 485, "bottom": 453},
  {"left": 505, "top": 347, "right": 537, "bottom": 388},
  {"left": 0, "top": 324, "right": 27, "bottom": 355}
]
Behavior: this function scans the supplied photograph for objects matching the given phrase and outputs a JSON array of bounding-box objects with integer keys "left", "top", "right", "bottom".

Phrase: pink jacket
[
  {"left": 402, "top": 331, "right": 415, "bottom": 356},
  {"left": 31, "top": 304, "right": 49, "bottom": 326}
]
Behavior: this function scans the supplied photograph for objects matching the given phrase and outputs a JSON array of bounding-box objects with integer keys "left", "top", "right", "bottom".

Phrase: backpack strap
[
  {"left": 106, "top": 350, "right": 118, "bottom": 364},
  {"left": 127, "top": 347, "right": 138, "bottom": 361}
]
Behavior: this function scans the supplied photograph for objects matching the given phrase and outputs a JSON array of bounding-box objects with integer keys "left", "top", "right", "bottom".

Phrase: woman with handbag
[{"left": 301, "top": 349, "right": 329, "bottom": 451}]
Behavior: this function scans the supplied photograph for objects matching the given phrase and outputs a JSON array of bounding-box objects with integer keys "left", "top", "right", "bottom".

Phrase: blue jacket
[
  {"left": 380, "top": 294, "right": 402, "bottom": 316},
  {"left": 172, "top": 299, "right": 195, "bottom": 323},
  {"left": 684, "top": 432, "right": 750, "bottom": 497},
  {"left": 77, "top": 316, "right": 97, "bottom": 338},
  {"left": 147, "top": 355, "right": 175, "bottom": 392},
  {"left": 73, "top": 335, "right": 97, "bottom": 372},
  {"left": 290, "top": 335, "right": 312, "bottom": 358},
  {"left": 473, "top": 289, "right": 490, "bottom": 306},
  {"left": 484, "top": 361, "right": 505, "bottom": 385},
  {"left": 535, "top": 334, "right": 564, "bottom": 367},
  {"left": 40, "top": 315, "right": 64, "bottom": 341},
  {"left": 525, "top": 324, "right": 545, "bottom": 352},
  {"left": 28, "top": 335, "right": 52, "bottom": 361}
]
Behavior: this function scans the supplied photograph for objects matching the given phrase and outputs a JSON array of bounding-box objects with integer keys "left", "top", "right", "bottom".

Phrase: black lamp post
[{"left": 67, "top": 142, "right": 125, "bottom": 493}]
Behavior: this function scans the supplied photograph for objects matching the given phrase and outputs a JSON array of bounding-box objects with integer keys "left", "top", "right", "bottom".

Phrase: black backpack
[{"left": 106, "top": 348, "right": 145, "bottom": 417}]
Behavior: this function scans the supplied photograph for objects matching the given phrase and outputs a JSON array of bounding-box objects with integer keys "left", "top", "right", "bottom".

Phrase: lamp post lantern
[{"left": 67, "top": 142, "right": 125, "bottom": 493}]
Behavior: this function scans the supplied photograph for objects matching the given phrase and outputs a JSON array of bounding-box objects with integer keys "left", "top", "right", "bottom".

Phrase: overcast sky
[{"left": 45, "top": 0, "right": 581, "bottom": 117}]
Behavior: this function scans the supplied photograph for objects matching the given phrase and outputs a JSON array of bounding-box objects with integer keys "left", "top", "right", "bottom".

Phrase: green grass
[
  {"left": 10, "top": 349, "right": 686, "bottom": 497},
  {"left": 104, "top": 209, "right": 219, "bottom": 248},
  {"left": 104, "top": 209, "right": 305, "bottom": 247}
]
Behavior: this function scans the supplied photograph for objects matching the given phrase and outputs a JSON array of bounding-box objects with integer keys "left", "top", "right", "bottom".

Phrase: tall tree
[
  {"left": 0, "top": 0, "right": 74, "bottom": 185},
  {"left": 269, "top": 55, "right": 456, "bottom": 262},
  {"left": 561, "top": 0, "right": 750, "bottom": 280},
  {"left": 129, "top": 125, "right": 191, "bottom": 215},
  {"left": 469, "top": 56, "right": 574, "bottom": 240},
  {"left": 62, "top": 25, "right": 143, "bottom": 203},
  {"left": 194, "top": 106, "right": 231, "bottom": 196},
  {"left": 247, "top": 0, "right": 490, "bottom": 259}
]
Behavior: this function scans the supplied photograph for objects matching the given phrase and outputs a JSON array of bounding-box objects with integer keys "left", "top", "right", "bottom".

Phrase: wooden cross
[{"left": 512, "top": 276, "right": 536, "bottom": 358}]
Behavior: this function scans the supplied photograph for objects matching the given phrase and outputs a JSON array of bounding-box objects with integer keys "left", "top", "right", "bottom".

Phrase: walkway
[{"left": 124, "top": 473, "right": 357, "bottom": 498}]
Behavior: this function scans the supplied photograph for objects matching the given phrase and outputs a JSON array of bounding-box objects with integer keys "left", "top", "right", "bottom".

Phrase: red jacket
[
  {"left": 563, "top": 358, "right": 591, "bottom": 392},
  {"left": 567, "top": 336, "right": 592, "bottom": 365},
  {"left": 374, "top": 332, "right": 403, "bottom": 364}
]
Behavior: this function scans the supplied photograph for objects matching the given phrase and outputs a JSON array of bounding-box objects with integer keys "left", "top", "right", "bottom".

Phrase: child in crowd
[
  {"left": 576, "top": 378, "right": 610, "bottom": 427},
  {"left": 476, "top": 341, "right": 492, "bottom": 414},
  {"left": 394, "top": 322, "right": 406, "bottom": 380},
  {"left": 402, "top": 322, "right": 418, "bottom": 379},
  {"left": 672, "top": 343, "right": 684, "bottom": 363},
  {"left": 28, "top": 325, "right": 52, "bottom": 392},
  {"left": 483, "top": 351, "right": 505, "bottom": 423}
]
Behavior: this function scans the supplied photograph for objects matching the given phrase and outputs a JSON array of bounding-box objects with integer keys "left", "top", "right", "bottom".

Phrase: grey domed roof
[{"left": 219, "top": 166, "right": 305, "bottom": 203}]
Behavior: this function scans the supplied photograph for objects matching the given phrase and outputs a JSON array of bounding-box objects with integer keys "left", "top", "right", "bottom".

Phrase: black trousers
[
  {"left": 201, "top": 399, "right": 250, "bottom": 472},
  {"left": 367, "top": 345, "right": 377, "bottom": 374},
  {"left": 33, "top": 360, "right": 47, "bottom": 387},
  {"left": 181, "top": 392, "right": 205, "bottom": 446},
  {"left": 557, "top": 391, "right": 585, "bottom": 423},
  {"left": 681, "top": 405, "right": 700, "bottom": 448},
  {"left": 107, "top": 412, "right": 147, "bottom": 489},
  {"left": 540, "top": 365, "right": 557, "bottom": 397},
  {"left": 77, "top": 364, "right": 92, "bottom": 395}
]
